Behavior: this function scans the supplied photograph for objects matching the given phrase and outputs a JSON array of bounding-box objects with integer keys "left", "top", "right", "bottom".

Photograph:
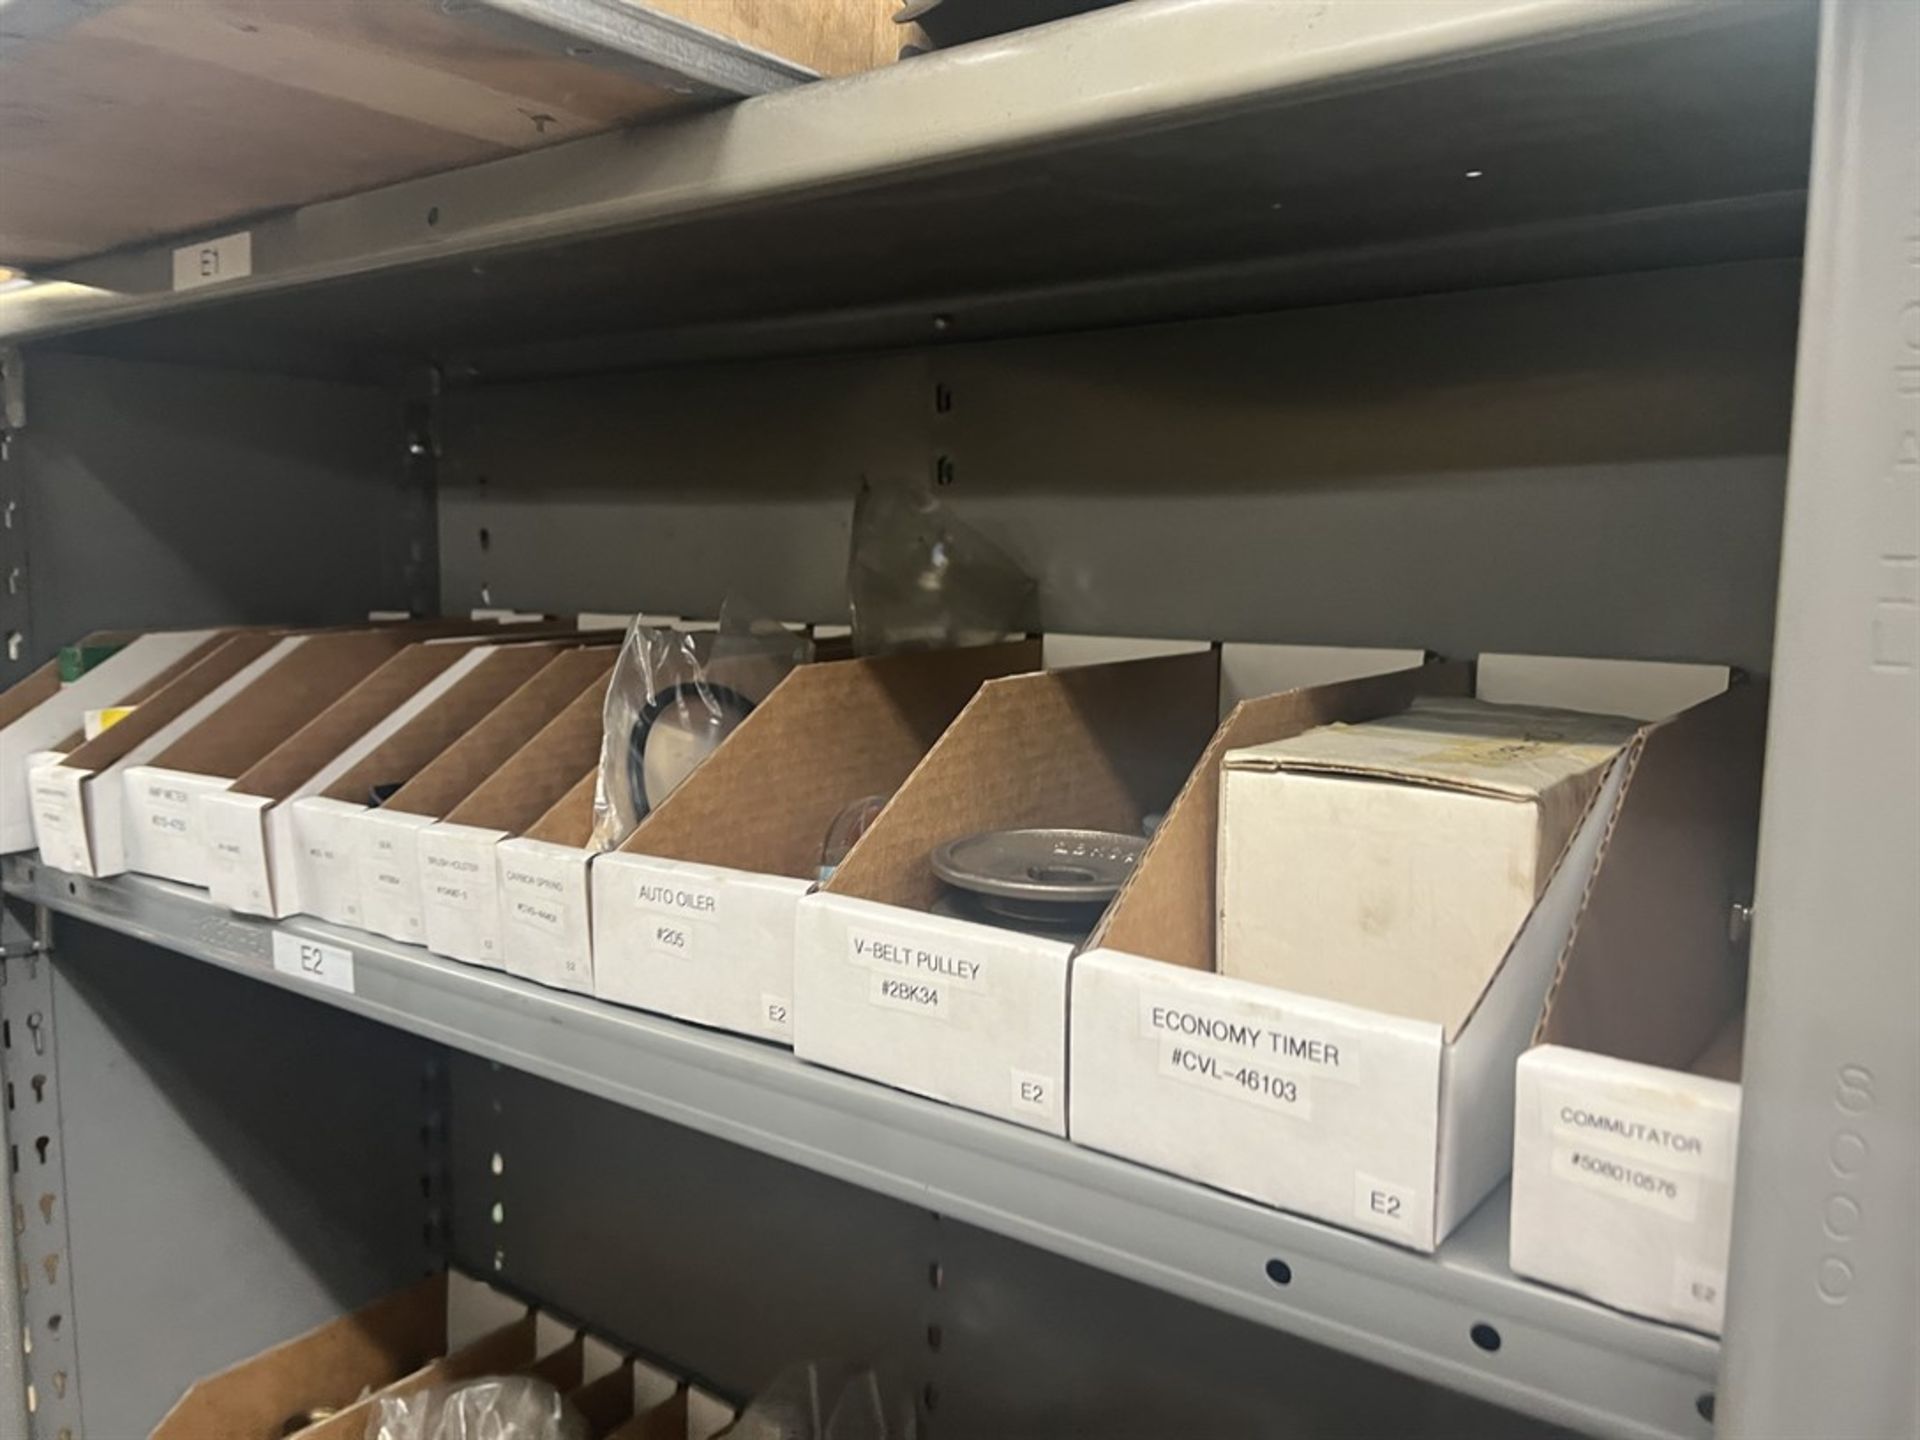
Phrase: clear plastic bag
[
  {"left": 589, "top": 598, "right": 812, "bottom": 851},
  {"left": 718, "top": 1362, "right": 915, "bottom": 1440},
  {"left": 368, "top": 1377, "right": 587, "bottom": 1440},
  {"left": 846, "top": 480, "right": 1036, "bottom": 655}
]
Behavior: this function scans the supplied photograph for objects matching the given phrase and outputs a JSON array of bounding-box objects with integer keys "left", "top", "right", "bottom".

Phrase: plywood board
[{"left": 1, "top": 0, "right": 896, "bottom": 266}]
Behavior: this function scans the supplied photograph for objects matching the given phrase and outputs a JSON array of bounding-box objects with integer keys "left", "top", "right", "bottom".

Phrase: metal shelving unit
[
  {"left": 1, "top": 858, "right": 1718, "bottom": 1440},
  {"left": 1, "top": 0, "right": 1914, "bottom": 1436}
]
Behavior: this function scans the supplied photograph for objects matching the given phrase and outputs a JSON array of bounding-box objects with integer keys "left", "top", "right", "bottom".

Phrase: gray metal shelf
[
  {"left": 2, "top": 855, "right": 1719, "bottom": 1440},
  {"left": 1, "top": 0, "right": 1818, "bottom": 375}
]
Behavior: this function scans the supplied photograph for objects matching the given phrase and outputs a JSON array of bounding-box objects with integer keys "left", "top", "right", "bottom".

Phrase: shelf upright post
[{"left": 1721, "top": 1, "right": 1920, "bottom": 1434}]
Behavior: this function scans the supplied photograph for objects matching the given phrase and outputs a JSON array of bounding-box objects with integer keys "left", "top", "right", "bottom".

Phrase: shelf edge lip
[
  {"left": 3, "top": 855, "right": 1718, "bottom": 1438},
  {"left": 0, "top": 0, "right": 1812, "bottom": 346}
]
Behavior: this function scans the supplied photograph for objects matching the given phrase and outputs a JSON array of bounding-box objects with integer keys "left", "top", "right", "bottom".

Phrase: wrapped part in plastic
[
  {"left": 368, "top": 1376, "right": 588, "bottom": 1440},
  {"left": 846, "top": 480, "right": 1036, "bottom": 656},
  {"left": 590, "top": 599, "right": 811, "bottom": 851},
  {"left": 718, "top": 1363, "right": 914, "bottom": 1440}
]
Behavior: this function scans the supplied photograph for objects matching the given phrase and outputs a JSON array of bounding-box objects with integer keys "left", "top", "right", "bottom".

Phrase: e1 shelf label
[
  {"left": 172, "top": 231, "right": 253, "bottom": 291},
  {"left": 271, "top": 931, "right": 356, "bottom": 995}
]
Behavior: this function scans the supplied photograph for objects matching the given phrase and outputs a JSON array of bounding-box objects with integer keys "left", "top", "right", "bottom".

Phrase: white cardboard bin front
[
  {"left": 794, "top": 891, "right": 1069, "bottom": 1135},
  {"left": 202, "top": 650, "right": 491, "bottom": 919},
  {"left": 29, "top": 637, "right": 299, "bottom": 878},
  {"left": 1, "top": 630, "right": 222, "bottom": 852},
  {"left": 419, "top": 822, "right": 509, "bottom": 967},
  {"left": 1069, "top": 745, "right": 1632, "bottom": 1250},
  {"left": 1511, "top": 1045, "right": 1740, "bottom": 1333},
  {"left": 120, "top": 766, "right": 237, "bottom": 886},
  {"left": 496, "top": 837, "right": 594, "bottom": 995},
  {"left": 592, "top": 853, "right": 809, "bottom": 1043},
  {"left": 358, "top": 808, "right": 439, "bottom": 945},
  {"left": 290, "top": 796, "right": 374, "bottom": 928}
]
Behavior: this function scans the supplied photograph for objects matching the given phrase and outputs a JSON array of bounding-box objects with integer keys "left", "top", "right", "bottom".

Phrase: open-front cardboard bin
[
  {"left": 592, "top": 641, "right": 1041, "bottom": 1044},
  {"left": 795, "top": 650, "right": 1222, "bottom": 1135},
  {"left": 287, "top": 640, "right": 580, "bottom": 929},
  {"left": 151, "top": 1269, "right": 692, "bottom": 1440},
  {"left": 118, "top": 631, "right": 430, "bottom": 887},
  {"left": 358, "top": 647, "right": 618, "bottom": 947},
  {"left": 200, "top": 636, "right": 566, "bottom": 918},
  {"left": 1071, "top": 656, "right": 1751, "bottom": 1252},
  {"left": 419, "top": 672, "right": 614, "bottom": 973},
  {"left": 1509, "top": 687, "right": 1762, "bottom": 1331},
  {"left": 3, "top": 628, "right": 231, "bottom": 852},
  {"left": 494, "top": 626, "right": 835, "bottom": 997},
  {"left": 29, "top": 632, "right": 289, "bottom": 875}
]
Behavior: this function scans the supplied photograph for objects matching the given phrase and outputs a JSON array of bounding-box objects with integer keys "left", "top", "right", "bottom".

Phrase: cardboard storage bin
[
  {"left": 200, "top": 636, "right": 568, "bottom": 917},
  {"left": 1071, "top": 656, "right": 1747, "bottom": 1251},
  {"left": 795, "top": 650, "right": 1222, "bottom": 1135},
  {"left": 494, "top": 626, "right": 833, "bottom": 995},
  {"left": 287, "top": 640, "right": 580, "bottom": 929},
  {"left": 359, "top": 647, "right": 618, "bottom": 947},
  {"left": 1508, "top": 687, "right": 1762, "bottom": 1331},
  {"left": 593, "top": 641, "right": 1040, "bottom": 1043},
  {"left": 419, "top": 672, "right": 614, "bottom": 971},
  {"left": 119, "top": 630, "right": 437, "bottom": 887},
  {"left": 2, "top": 628, "right": 231, "bottom": 852},
  {"left": 29, "top": 632, "right": 290, "bottom": 875},
  {"left": 153, "top": 1268, "right": 690, "bottom": 1440}
]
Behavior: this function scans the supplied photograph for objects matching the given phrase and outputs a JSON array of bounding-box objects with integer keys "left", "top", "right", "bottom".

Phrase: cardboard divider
[
  {"left": 1508, "top": 685, "right": 1765, "bottom": 1332},
  {"left": 606, "top": 1390, "right": 690, "bottom": 1440},
  {"left": 795, "top": 650, "right": 1222, "bottom": 1134},
  {"left": 420, "top": 673, "right": 614, "bottom": 969},
  {"left": 122, "top": 630, "right": 429, "bottom": 887},
  {"left": 148, "top": 1268, "right": 698, "bottom": 1440},
  {"left": 293, "top": 1313, "right": 541, "bottom": 1440},
  {"left": 357, "top": 647, "right": 618, "bottom": 946},
  {"left": 30, "top": 633, "right": 287, "bottom": 877},
  {"left": 594, "top": 641, "right": 1041, "bottom": 1043},
  {"left": 569, "top": 1364, "right": 639, "bottom": 1438},
  {"left": 201, "top": 639, "right": 521, "bottom": 917},
  {"left": 149, "top": 1273, "right": 450, "bottom": 1440},
  {"left": 1071, "top": 656, "right": 1758, "bottom": 1251},
  {"left": 288, "top": 641, "right": 575, "bottom": 928},
  {"left": 2, "top": 628, "right": 230, "bottom": 852}
]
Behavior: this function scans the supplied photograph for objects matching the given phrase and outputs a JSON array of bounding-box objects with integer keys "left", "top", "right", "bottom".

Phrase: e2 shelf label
[{"left": 271, "top": 932, "right": 357, "bottom": 995}]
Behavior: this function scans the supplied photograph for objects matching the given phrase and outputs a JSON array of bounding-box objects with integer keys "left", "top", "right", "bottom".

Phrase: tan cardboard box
[
  {"left": 29, "top": 633, "right": 288, "bottom": 876},
  {"left": 1071, "top": 657, "right": 1748, "bottom": 1251},
  {"left": 592, "top": 642, "right": 1039, "bottom": 1042},
  {"left": 1217, "top": 697, "right": 1643, "bottom": 1035},
  {"left": 287, "top": 641, "right": 580, "bottom": 928},
  {"left": 795, "top": 650, "right": 1222, "bottom": 1135},
  {"left": 361, "top": 648, "right": 617, "bottom": 948},
  {"left": 2, "top": 629, "right": 230, "bottom": 852},
  {"left": 419, "top": 673, "right": 614, "bottom": 974}
]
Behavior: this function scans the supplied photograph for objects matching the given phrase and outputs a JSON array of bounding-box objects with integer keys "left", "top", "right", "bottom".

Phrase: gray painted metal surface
[
  {"left": 2, "top": 861, "right": 1717, "bottom": 1440},
  {"left": 0, "top": 1, "right": 1815, "bottom": 358},
  {"left": 445, "top": 1052, "right": 934, "bottom": 1402},
  {"left": 0, "top": 352, "right": 421, "bottom": 686},
  {"left": 0, "top": 906, "right": 45, "bottom": 1440},
  {"left": 439, "top": 262, "right": 1795, "bottom": 672},
  {"left": 1722, "top": 1, "right": 1920, "bottom": 1435},
  {"left": 0, "top": 918, "right": 78, "bottom": 1440},
  {"left": 40, "top": 921, "right": 440, "bottom": 1438}
]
